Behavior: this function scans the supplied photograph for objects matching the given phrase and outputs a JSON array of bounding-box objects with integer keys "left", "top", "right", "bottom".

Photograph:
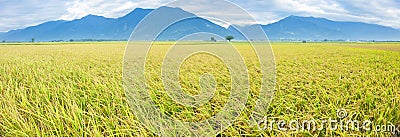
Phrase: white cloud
[
  {"left": 60, "top": 0, "right": 171, "bottom": 20},
  {"left": 0, "top": 0, "right": 69, "bottom": 32},
  {"left": 335, "top": 0, "right": 400, "bottom": 28},
  {"left": 234, "top": 0, "right": 400, "bottom": 28}
]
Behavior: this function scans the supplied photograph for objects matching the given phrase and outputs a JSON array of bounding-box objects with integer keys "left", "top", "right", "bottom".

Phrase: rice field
[{"left": 0, "top": 42, "right": 399, "bottom": 136}]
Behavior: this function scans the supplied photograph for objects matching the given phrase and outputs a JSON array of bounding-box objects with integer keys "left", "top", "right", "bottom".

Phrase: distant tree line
[{"left": 47, "top": 39, "right": 128, "bottom": 42}]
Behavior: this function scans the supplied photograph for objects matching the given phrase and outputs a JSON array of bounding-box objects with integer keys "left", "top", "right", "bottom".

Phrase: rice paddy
[{"left": 0, "top": 42, "right": 399, "bottom": 136}]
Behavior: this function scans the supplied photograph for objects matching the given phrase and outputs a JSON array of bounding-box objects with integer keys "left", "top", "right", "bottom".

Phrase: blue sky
[{"left": 0, "top": 0, "right": 399, "bottom": 32}]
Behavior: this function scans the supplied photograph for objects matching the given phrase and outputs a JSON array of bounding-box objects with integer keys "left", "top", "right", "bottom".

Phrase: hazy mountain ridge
[
  {"left": 261, "top": 15, "right": 400, "bottom": 40},
  {"left": 0, "top": 8, "right": 154, "bottom": 41},
  {"left": 1, "top": 7, "right": 399, "bottom": 42}
]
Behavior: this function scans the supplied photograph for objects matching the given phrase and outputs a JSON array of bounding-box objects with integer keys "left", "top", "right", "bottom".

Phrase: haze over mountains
[{"left": 1, "top": 6, "right": 399, "bottom": 42}]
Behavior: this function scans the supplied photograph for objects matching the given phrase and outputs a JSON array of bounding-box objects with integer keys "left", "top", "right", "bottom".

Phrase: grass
[
  {"left": 0, "top": 42, "right": 399, "bottom": 136},
  {"left": 332, "top": 42, "right": 400, "bottom": 52}
]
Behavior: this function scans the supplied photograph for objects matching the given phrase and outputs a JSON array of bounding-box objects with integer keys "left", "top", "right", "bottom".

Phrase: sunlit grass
[{"left": 0, "top": 42, "right": 399, "bottom": 136}]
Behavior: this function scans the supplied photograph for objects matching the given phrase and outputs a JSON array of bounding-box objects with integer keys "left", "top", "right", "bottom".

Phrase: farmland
[{"left": 0, "top": 42, "right": 399, "bottom": 136}]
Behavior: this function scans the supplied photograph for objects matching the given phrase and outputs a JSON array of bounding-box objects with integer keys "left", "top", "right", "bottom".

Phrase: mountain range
[{"left": 1, "top": 6, "right": 399, "bottom": 42}]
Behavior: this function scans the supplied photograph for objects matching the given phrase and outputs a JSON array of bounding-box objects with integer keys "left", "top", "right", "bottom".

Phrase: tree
[
  {"left": 1, "top": 40, "right": 5, "bottom": 43},
  {"left": 31, "top": 38, "right": 35, "bottom": 43},
  {"left": 210, "top": 37, "right": 216, "bottom": 42},
  {"left": 225, "top": 36, "right": 234, "bottom": 42}
]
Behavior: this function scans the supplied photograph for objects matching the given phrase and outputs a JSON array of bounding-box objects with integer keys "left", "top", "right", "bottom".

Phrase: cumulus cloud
[
  {"left": 60, "top": 0, "right": 170, "bottom": 20},
  {"left": 234, "top": 0, "right": 400, "bottom": 28},
  {"left": 335, "top": 0, "right": 400, "bottom": 28},
  {"left": 0, "top": 0, "right": 399, "bottom": 32}
]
